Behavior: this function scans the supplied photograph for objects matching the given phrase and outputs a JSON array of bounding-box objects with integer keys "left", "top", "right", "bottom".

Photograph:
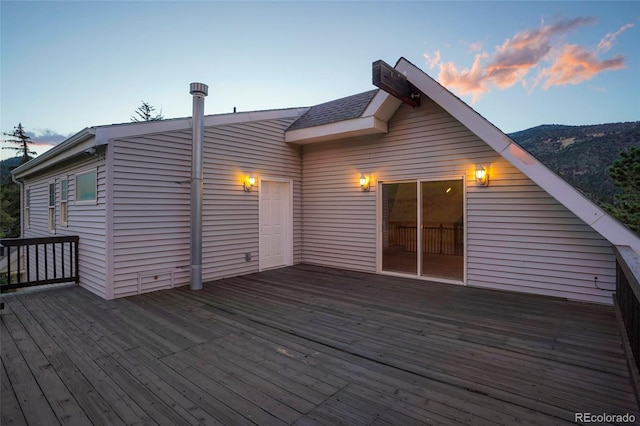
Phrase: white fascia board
[
  {"left": 285, "top": 116, "right": 388, "bottom": 144},
  {"left": 12, "top": 128, "right": 96, "bottom": 179},
  {"left": 363, "top": 91, "right": 402, "bottom": 122},
  {"left": 13, "top": 107, "right": 308, "bottom": 178},
  {"left": 97, "top": 107, "right": 309, "bottom": 142},
  {"left": 398, "top": 58, "right": 640, "bottom": 252}
]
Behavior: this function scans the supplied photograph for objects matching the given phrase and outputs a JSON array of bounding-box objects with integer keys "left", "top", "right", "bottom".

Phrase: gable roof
[
  {"left": 286, "top": 57, "right": 640, "bottom": 252},
  {"left": 395, "top": 57, "right": 640, "bottom": 252},
  {"left": 11, "top": 58, "right": 639, "bottom": 253},
  {"left": 288, "top": 90, "right": 378, "bottom": 130}
]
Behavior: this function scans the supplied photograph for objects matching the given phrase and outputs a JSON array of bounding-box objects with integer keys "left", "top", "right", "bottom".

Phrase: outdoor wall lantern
[
  {"left": 244, "top": 175, "right": 256, "bottom": 192},
  {"left": 475, "top": 165, "right": 489, "bottom": 186},
  {"left": 359, "top": 174, "right": 371, "bottom": 192}
]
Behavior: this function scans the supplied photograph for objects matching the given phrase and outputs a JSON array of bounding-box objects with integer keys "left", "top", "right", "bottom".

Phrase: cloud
[
  {"left": 539, "top": 44, "right": 625, "bottom": 89},
  {"left": 597, "top": 23, "right": 633, "bottom": 52},
  {"left": 26, "top": 129, "right": 71, "bottom": 147},
  {"left": 424, "top": 18, "right": 632, "bottom": 102}
]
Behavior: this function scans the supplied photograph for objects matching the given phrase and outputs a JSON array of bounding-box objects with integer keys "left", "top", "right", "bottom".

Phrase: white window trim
[
  {"left": 25, "top": 186, "right": 30, "bottom": 229},
  {"left": 376, "top": 175, "right": 467, "bottom": 286},
  {"left": 48, "top": 181, "right": 56, "bottom": 234},
  {"left": 75, "top": 168, "right": 98, "bottom": 205},
  {"left": 60, "top": 177, "right": 68, "bottom": 226}
]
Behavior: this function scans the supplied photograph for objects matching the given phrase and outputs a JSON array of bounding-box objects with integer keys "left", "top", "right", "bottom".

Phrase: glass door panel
[
  {"left": 382, "top": 182, "right": 417, "bottom": 274},
  {"left": 420, "top": 180, "right": 464, "bottom": 280}
]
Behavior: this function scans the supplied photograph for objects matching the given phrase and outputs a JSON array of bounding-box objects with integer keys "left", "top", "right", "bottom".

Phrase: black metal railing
[
  {"left": 1, "top": 236, "right": 79, "bottom": 292},
  {"left": 614, "top": 245, "right": 640, "bottom": 373}
]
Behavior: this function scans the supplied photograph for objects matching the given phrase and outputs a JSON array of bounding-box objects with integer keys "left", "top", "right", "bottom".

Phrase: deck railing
[
  {"left": 0, "top": 236, "right": 79, "bottom": 292},
  {"left": 389, "top": 224, "right": 464, "bottom": 255},
  {"left": 614, "top": 245, "right": 640, "bottom": 373}
]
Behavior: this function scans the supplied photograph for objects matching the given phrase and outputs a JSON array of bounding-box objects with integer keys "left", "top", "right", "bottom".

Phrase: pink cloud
[
  {"left": 437, "top": 53, "right": 490, "bottom": 103},
  {"left": 539, "top": 44, "right": 625, "bottom": 89},
  {"left": 424, "top": 18, "right": 631, "bottom": 102},
  {"left": 597, "top": 23, "right": 634, "bottom": 52}
]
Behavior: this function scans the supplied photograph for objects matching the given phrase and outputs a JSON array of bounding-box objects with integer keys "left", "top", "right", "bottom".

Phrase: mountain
[
  {"left": 508, "top": 122, "right": 640, "bottom": 205},
  {"left": 0, "top": 156, "right": 22, "bottom": 183}
]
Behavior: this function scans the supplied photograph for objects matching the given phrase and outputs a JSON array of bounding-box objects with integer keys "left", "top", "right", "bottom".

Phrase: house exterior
[{"left": 11, "top": 58, "right": 640, "bottom": 304}]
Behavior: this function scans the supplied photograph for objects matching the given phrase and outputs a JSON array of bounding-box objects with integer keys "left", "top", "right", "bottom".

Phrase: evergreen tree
[
  {"left": 605, "top": 146, "right": 640, "bottom": 234},
  {"left": 131, "top": 101, "right": 163, "bottom": 122},
  {"left": 1, "top": 123, "right": 35, "bottom": 237},
  {"left": 2, "top": 123, "right": 36, "bottom": 163},
  {"left": 0, "top": 179, "right": 19, "bottom": 238}
]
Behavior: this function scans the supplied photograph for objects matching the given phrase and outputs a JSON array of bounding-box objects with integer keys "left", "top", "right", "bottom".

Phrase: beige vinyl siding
[
  {"left": 110, "top": 135, "right": 191, "bottom": 297},
  {"left": 302, "top": 99, "right": 616, "bottom": 304},
  {"left": 467, "top": 157, "right": 615, "bottom": 302},
  {"left": 201, "top": 119, "right": 302, "bottom": 281},
  {"left": 110, "top": 117, "right": 301, "bottom": 297},
  {"left": 22, "top": 154, "right": 107, "bottom": 298}
]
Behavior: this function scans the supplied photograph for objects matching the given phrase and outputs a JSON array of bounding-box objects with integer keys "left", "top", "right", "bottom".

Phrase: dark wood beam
[{"left": 372, "top": 60, "right": 421, "bottom": 107}]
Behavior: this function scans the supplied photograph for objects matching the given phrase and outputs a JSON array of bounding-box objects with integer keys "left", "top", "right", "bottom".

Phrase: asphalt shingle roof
[{"left": 287, "top": 89, "right": 378, "bottom": 130}]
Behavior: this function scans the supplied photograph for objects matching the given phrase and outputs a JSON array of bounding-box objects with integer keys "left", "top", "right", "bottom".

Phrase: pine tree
[
  {"left": 131, "top": 101, "right": 164, "bottom": 122},
  {"left": 2, "top": 123, "right": 36, "bottom": 164},
  {"left": 1, "top": 123, "right": 35, "bottom": 237},
  {"left": 605, "top": 146, "right": 640, "bottom": 234},
  {"left": 0, "top": 179, "right": 19, "bottom": 238}
]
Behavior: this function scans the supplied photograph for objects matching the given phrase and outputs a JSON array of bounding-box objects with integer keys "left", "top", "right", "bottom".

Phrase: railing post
[
  {"left": 6, "top": 245, "right": 11, "bottom": 285},
  {"left": 75, "top": 238, "right": 79, "bottom": 283}
]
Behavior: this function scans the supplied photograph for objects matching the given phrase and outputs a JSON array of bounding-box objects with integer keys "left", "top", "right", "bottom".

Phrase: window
[
  {"left": 60, "top": 178, "right": 68, "bottom": 225},
  {"left": 48, "top": 182, "right": 55, "bottom": 233},
  {"left": 76, "top": 169, "right": 97, "bottom": 203},
  {"left": 25, "top": 187, "right": 30, "bottom": 229}
]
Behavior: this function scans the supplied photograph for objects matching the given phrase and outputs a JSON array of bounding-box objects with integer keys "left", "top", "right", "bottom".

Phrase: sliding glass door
[
  {"left": 381, "top": 179, "right": 464, "bottom": 281},
  {"left": 381, "top": 182, "right": 417, "bottom": 274}
]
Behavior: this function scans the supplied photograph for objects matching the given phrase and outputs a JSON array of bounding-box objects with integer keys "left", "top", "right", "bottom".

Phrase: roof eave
[
  {"left": 12, "top": 128, "right": 96, "bottom": 178},
  {"left": 285, "top": 116, "right": 388, "bottom": 144}
]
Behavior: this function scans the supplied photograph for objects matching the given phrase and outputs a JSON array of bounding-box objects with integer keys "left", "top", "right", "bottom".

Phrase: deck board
[{"left": 1, "top": 264, "right": 638, "bottom": 425}]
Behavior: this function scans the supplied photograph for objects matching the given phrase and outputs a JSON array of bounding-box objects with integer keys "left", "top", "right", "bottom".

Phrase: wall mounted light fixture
[
  {"left": 475, "top": 165, "right": 489, "bottom": 186},
  {"left": 244, "top": 175, "right": 256, "bottom": 192},
  {"left": 359, "top": 174, "right": 370, "bottom": 192}
]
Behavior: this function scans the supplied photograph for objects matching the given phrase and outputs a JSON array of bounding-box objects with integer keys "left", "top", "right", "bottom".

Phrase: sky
[{"left": 1, "top": 1, "right": 639, "bottom": 160}]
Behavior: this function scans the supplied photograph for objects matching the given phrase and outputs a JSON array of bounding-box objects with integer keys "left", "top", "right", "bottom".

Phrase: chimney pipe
[{"left": 189, "top": 82, "right": 208, "bottom": 290}]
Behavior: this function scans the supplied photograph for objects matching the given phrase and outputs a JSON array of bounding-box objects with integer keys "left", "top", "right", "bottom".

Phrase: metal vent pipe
[{"left": 189, "top": 82, "right": 208, "bottom": 290}]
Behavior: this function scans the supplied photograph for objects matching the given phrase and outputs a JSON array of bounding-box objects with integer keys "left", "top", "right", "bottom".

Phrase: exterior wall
[
  {"left": 22, "top": 152, "right": 107, "bottom": 298},
  {"left": 302, "top": 99, "right": 616, "bottom": 304},
  {"left": 110, "top": 117, "right": 302, "bottom": 297},
  {"left": 200, "top": 119, "right": 303, "bottom": 280},
  {"left": 109, "top": 134, "right": 191, "bottom": 297}
]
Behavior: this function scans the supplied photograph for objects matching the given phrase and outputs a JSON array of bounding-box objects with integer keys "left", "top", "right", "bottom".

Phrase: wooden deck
[{"left": 1, "top": 264, "right": 639, "bottom": 425}]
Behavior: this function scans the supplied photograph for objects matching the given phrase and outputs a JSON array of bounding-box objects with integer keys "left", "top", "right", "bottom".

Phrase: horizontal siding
[
  {"left": 467, "top": 158, "right": 615, "bottom": 303},
  {"left": 111, "top": 117, "right": 302, "bottom": 297},
  {"left": 22, "top": 155, "right": 107, "bottom": 298},
  {"left": 302, "top": 99, "right": 616, "bottom": 304},
  {"left": 110, "top": 134, "right": 191, "bottom": 297},
  {"left": 200, "top": 119, "right": 302, "bottom": 281}
]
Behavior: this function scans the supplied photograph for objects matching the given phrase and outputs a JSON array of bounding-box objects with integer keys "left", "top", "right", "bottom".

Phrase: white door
[{"left": 260, "top": 180, "right": 292, "bottom": 270}]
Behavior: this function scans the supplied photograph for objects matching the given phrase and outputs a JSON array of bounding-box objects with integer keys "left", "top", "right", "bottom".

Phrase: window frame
[
  {"left": 60, "top": 177, "right": 68, "bottom": 226},
  {"left": 25, "top": 186, "right": 30, "bottom": 229},
  {"left": 75, "top": 168, "right": 97, "bottom": 204},
  {"left": 48, "top": 181, "right": 56, "bottom": 233}
]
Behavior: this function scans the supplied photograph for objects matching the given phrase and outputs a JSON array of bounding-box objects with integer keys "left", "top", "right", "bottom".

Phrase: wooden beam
[{"left": 372, "top": 60, "right": 421, "bottom": 107}]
